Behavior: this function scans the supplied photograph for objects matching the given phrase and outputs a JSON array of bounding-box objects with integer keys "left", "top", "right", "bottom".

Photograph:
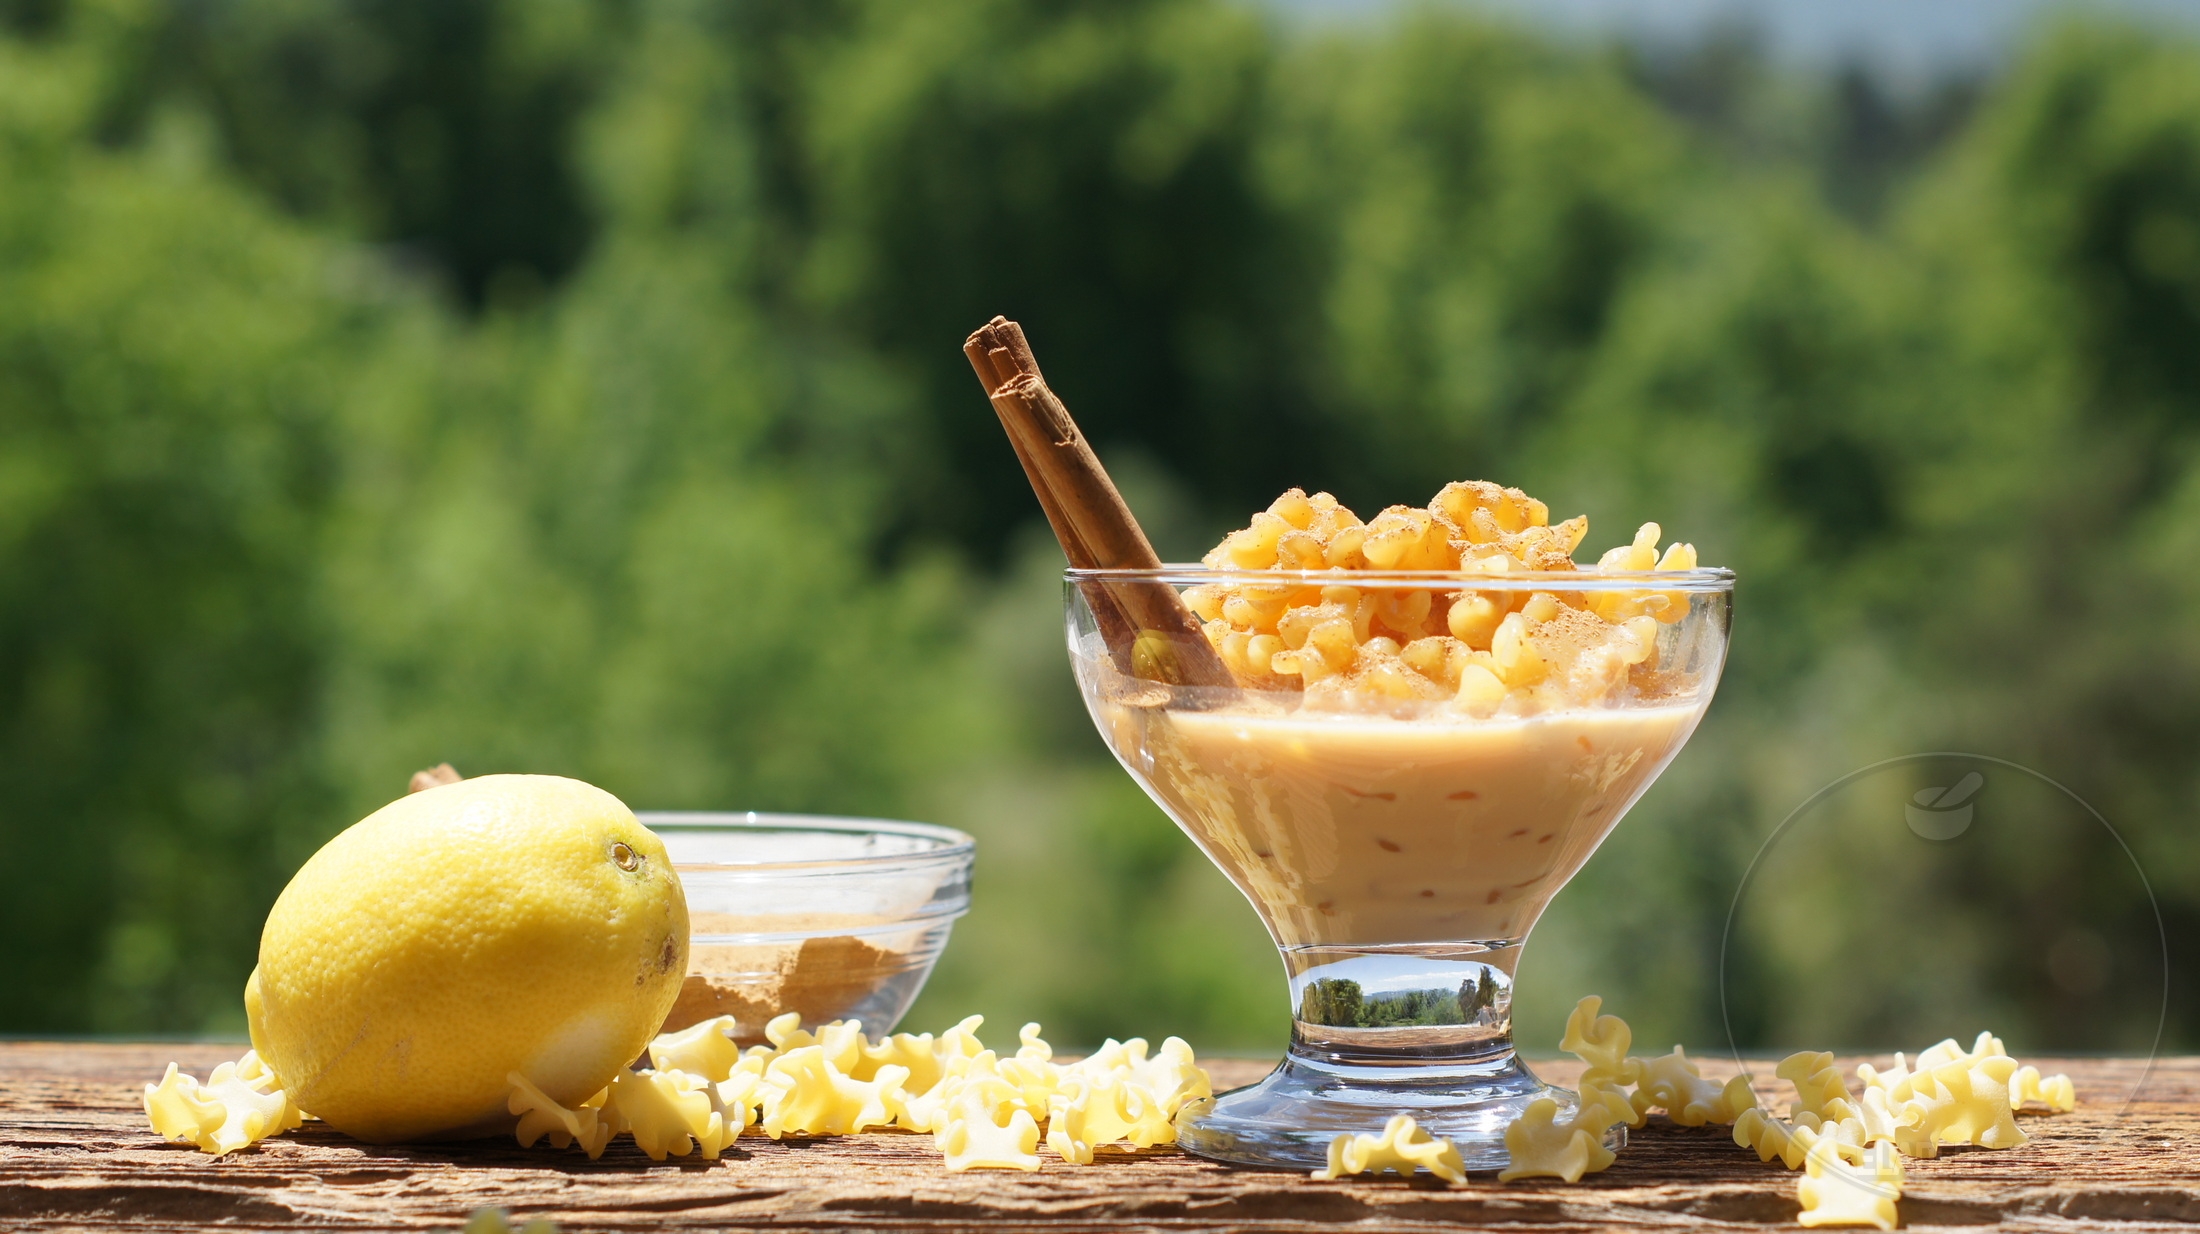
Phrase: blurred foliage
[{"left": 2, "top": 0, "right": 2195, "bottom": 1059}]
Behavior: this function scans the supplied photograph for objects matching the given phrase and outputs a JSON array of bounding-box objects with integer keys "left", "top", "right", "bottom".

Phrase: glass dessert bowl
[
  {"left": 1067, "top": 564, "right": 1732, "bottom": 1170},
  {"left": 645, "top": 813, "right": 974, "bottom": 1046}
]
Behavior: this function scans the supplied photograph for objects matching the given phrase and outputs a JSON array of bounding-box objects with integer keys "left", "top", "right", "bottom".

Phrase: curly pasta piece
[
  {"left": 1852, "top": 1032, "right": 2074, "bottom": 1149},
  {"left": 145, "top": 1063, "right": 228, "bottom": 1150},
  {"left": 1853, "top": 1084, "right": 1920, "bottom": 1146},
  {"left": 763, "top": 1013, "right": 869, "bottom": 1073},
  {"left": 935, "top": 1093, "right": 1043, "bottom": 1172},
  {"left": 1852, "top": 1054, "right": 1910, "bottom": 1094},
  {"left": 856, "top": 1029, "right": 949, "bottom": 1096},
  {"left": 1554, "top": 997, "right": 1751, "bottom": 1130},
  {"left": 144, "top": 1051, "right": 303, "bottom": 1157},
  {"left": 1046, "top": 1074, "right": 1169, "bottom": 1164},
  {"left": 1589, "top": 524, "right": 1698, "bottom": 625},
  {"left": 1062, "top": 1035, "right": 1210, "bottom": 1119},
  {"left": 891, "top": 1066, "right": 982, "bottom": 1134},
  {"left": 1559, "top": 995, "right": 1638, "bottom": 1085},
  {"left": 931, "top": 1015, "right": 990, "bottom": 1066},
  {"left": 1313, "top": 1114, "right": 1467, "bottom": 1184},
  {"left": 1886, "top": 1055, "right": 2027, "bottom": 1155},
  {"left": 507, "top": 1072, "right": 613, "bottom": 1159},
  {"left": 1913, "top": 1031, "right": 2004, "bottom": 1071},
  {"left": 1576, "top": 1073, "right": 1641, "bottom": 1129},
  {"left": 599, "top": 1069, "right": 731, "bottom": 1161},
  {"left": 1127, "top": 1037, "right": 1213, "bottom": 1116},
  {"left": 1042, "top": 1097, "right": 1107, "bottom": 1166},
  {"left": 1797, "top": 1138, "right": 1903, "bottom": 1230},
  {"left": 1711, "top": 1075, "right": 1759, "bottom": 1124},
  {"left": 756, "top": 1046, "right": 909, "bottom": 1138},
  {"left": 903, "top": 1047, "right": 1037, "bottom": 1135},
  {"left": 2013, "top": 1064, "right": 2076, "bottom": 1112},
  {"left": 1498, "top": 1097, "right": 1618, "bottom": 1183},
  {"left": 648, "top": 1014, "right": 745, "bottom": 1082},
  {"left": 1733, "top": 1106, "right": 1801, "bottom": 1168},
  {"left": 1733, "top": 1105, "right": 1867, "bottom": 1170},
  {"left": 1633, "top": 1047, "right": 1756, "bottom": 1127},
  {"left": 1014, "top": 1022, "right": 1052, "bottom": 1062},
  {"left": 1778, "top": 1051, "right": 1861, "bottom": 1123}
]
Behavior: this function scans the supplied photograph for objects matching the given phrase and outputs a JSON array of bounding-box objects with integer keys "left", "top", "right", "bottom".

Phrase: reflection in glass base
[
  {"left": 1179, "top": 939, "right": 1616, "bottom": 1172},
  {"left": 1174, "top": 1049, "right": 1618, "bottom": 1172}
]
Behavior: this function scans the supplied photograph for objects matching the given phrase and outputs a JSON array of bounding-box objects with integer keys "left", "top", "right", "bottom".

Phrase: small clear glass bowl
[{"left": 642, "top": 812, "right": 974, "bottom": 1045}]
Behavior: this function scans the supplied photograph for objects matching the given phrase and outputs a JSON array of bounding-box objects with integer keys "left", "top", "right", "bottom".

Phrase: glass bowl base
[{"left": 1173, "top": 1049, "right": 1621, "bottom": 1172}]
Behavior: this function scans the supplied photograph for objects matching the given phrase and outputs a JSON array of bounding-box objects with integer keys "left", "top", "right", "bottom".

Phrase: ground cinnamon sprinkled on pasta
[{"left": 1187, "top": 483, "right": 1703, "bottom": 716}]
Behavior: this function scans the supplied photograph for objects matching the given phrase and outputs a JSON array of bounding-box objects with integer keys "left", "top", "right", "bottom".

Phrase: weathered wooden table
[{"left": 2, "top": 1045, "right": 2192, "bottom": 1231}]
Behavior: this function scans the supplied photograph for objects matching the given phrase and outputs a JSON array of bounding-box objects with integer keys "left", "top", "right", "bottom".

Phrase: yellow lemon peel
[{"left": 247, "top": 775, "right": 688, "bottom": 1144}]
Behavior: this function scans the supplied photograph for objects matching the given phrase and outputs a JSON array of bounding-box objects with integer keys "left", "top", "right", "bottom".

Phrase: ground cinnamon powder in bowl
[{"left": 661, "top": 914, "right": 908, "bottom": 1045}]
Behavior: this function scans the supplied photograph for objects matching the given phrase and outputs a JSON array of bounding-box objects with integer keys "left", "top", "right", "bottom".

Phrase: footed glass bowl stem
[{"left": 1179, "top": 937, "right": 1599, "bottom": 1170}]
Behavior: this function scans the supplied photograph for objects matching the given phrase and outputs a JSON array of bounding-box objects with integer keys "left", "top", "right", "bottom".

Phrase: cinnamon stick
[
  {"left": 963, "top": 316, "right": 1233, "bottom": 690},
  {"left": 962, "top": 333, "right": 1092, "bottom": 567},
  {"left": 962, "top": 330, "right": 1142, "bottom": 662}
]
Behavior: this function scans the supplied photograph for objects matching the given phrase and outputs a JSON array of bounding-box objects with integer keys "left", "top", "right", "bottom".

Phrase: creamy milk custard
[{"left": 1102, "top": 702, "right": 1702, "bottom": 947}]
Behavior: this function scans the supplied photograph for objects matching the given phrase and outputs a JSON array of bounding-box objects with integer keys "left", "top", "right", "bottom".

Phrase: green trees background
[{"left": 3, "top": 0, "right": 2194, "bottom": 1057}]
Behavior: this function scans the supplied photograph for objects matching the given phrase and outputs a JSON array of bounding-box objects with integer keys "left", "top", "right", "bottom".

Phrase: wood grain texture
[{"left": 2, "top": 1044, "right": 2194, "bottom": 1232}]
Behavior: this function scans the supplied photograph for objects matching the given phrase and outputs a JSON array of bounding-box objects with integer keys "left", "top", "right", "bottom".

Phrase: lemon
[{"left": 246, "top": 774, "right": 688, "bottom": 1143}]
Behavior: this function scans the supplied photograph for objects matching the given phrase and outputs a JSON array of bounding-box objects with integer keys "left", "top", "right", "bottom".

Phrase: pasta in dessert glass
[{"left": 1066, "top": 483, "right": 1733, "bottom": 1170}]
